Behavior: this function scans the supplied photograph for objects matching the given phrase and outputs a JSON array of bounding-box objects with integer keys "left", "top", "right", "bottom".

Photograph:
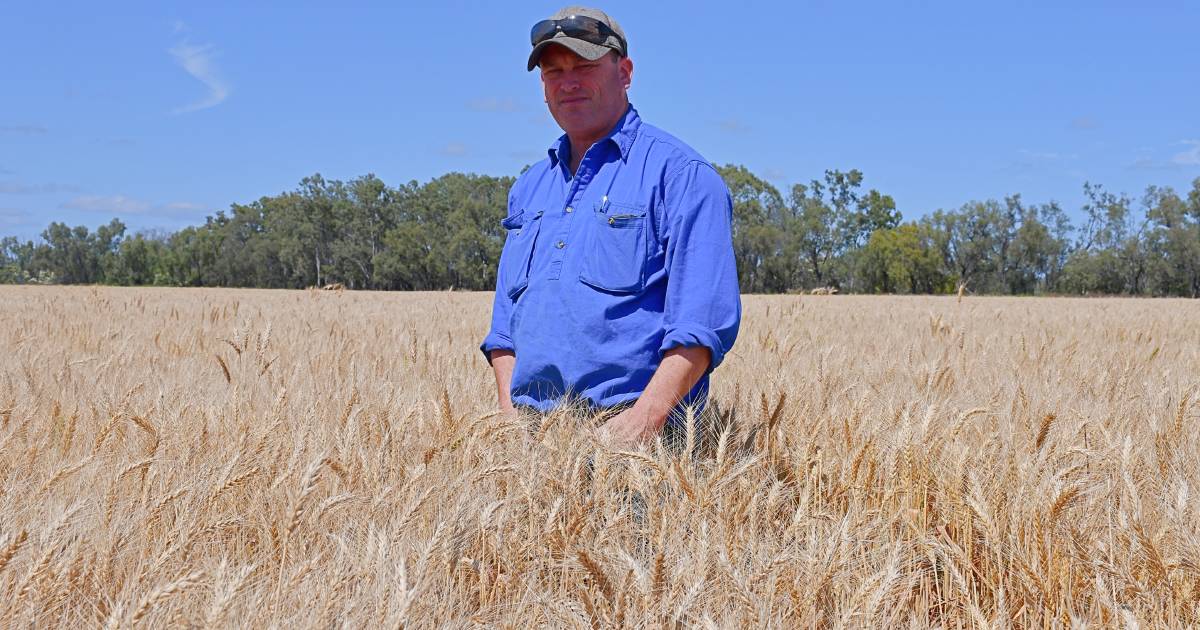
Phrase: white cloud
[
  {"left": 716, "top": 118, "right": 751, "bottom": 134},
  {"left": 160, "top": 201, "right": 207, "bottom": 215},
  {"left": 1004, "top": 149, "right": 1080, "bottom": 176},
  {"left": 0, "top": 209, "right": 33, "bottom": 227},
  {"left": 60, "top": 195, "right": 211, "bottom": 218},
  {"left": 0, "top": 125, "right": 48, "bottom": 135},
  {"left": 1171, "top": 140, "right": 1200, "bottom": 166},
  {"left": 0, "top": 180, "right": 82, "bottom": 194},
  {"left": 467, "top": 97, "right": 522, "bottom": 113},
  {"left": 508, "top": 149, "right": 545, "bottom": 162},
  {"left": 61, "top": 195, "right": 152, "bottom": 214},
  {"left": 93, "top": 137, "right": 137, "bottom": 148},
  {"left": 1128, "top": 156, "right": 1157, "bottom": 170},
  {"left": 1071, "top": 116, "right": 1100, "bottom": 130},
  {"left": 1018, "top": 149, "right": 1078, "bottom": 161},
  {"left": 169, "top": 40, "right": 231, "bottom": 114},
  {"left": 527, "top": 110, "right": 558, "bottom": 128},
  {"left": 439, "top": 142, "right": 469, "bottom": 157},
  {"left": 1126, "top": 141, "right": 1200, "bottom": 171}
]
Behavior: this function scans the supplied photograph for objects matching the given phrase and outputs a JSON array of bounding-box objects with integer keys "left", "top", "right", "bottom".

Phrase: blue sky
[{"left": 2, "top": 1, "right": 1198, "bottom": 240}]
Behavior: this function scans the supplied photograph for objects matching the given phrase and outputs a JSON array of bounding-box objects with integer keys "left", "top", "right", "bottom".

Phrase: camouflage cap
[{"left": 527, "top": 6, "right": 627, "bottom": 72}]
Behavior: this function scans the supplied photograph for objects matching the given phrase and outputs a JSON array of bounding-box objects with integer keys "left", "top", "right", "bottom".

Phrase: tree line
[{"left": 2, "top": 167, "right": 1199, "bottom": 296}]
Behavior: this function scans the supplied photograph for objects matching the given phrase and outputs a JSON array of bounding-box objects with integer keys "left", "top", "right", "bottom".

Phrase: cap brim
[{"left": 527, "top": 37, "right": 611, "bottom": 72}]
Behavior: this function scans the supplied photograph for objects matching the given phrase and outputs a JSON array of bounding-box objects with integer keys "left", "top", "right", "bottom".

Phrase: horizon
[{"left": 2, "top": 1, "right": 1198, "bottom": 241}]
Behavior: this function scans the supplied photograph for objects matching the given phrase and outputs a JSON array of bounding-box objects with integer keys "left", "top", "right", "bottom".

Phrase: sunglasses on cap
[{"left": 530, "top": 15, "right": 627, "bottom": 56}]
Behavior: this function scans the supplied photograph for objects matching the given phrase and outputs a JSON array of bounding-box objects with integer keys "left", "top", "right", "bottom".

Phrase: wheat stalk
[{"left": 130, "top": 570, "right": 205, "bottom": 626}]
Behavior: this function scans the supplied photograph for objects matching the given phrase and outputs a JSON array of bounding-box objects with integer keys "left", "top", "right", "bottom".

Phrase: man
[{"left": 479, "top": 6, "right": 740, "bottom": 447}]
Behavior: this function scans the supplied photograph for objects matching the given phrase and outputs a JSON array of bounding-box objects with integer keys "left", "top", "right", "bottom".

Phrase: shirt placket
[{"left": 546, "top": 154, "right": 596, "bottom": 281}]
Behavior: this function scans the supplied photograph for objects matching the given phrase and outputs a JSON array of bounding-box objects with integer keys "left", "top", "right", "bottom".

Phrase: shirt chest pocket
[
  {"left": 578, "top": 201, "right": 649, "bottom": 294},
  {"left": 499, "top": 209, "right": 543, "bottom": 300}
]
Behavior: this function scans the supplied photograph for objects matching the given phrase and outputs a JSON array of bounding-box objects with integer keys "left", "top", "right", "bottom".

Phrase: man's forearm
[
  {"left": 488, "top": 349, "right": 516, "bottom": 411},
  {"left": 631, "top": 346, "right": 711, "bottom": 430}
]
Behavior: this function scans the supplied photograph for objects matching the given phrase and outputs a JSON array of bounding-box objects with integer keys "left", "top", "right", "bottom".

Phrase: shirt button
[
  {"left": 555, "top": 240, "right": 566, "bottom": 249},
  {"left": 565, "top": 206, "right": 574, "bottom": 213}
]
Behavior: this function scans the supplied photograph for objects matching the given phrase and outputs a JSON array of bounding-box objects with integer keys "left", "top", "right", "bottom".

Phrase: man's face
[{"left": 539, "top": 45, "right": 633, "bottom": 141}]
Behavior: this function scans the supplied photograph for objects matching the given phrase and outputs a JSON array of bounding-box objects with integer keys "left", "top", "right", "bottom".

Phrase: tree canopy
[{"left": 3, "top": 169, "right": 1199, "bottom": 297}]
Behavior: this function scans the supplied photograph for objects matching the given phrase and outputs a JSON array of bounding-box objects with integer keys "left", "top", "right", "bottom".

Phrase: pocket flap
[
  {"left": 500, "top": 210, "right": 525, "bottom": 230},
  {"left": 598, "top": 200, "right": 647, "bottom": 229},
  {"left": 605, "top": 213, "right": 645, "bottom": 228}
]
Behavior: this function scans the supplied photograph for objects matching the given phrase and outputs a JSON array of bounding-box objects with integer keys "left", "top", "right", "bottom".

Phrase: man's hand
[
  {"left": 597, "top": 404, "right": 664, "bottom": 448},
  {"left": 596, "top": 346, "right": 711, "bottom": 448}
]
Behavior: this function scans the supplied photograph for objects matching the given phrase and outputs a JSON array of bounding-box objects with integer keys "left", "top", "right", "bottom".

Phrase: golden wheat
[{"left": 1, "top": 285, "right": 1198, "bottom": 627}]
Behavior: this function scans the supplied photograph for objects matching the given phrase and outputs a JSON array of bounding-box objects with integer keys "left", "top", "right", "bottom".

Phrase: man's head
[{"left": 529, "top": 7, "right": 633, "bottom": 144}]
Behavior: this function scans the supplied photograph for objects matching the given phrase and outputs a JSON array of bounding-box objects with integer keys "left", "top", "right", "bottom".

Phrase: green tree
[
  {"left": 1003, "top": 197, "right": 1072, "bottom": 294},
  {"left": 716, "top": 164, "right": 788, "bottom": 293},
  {"left": 790, "top": 169, "right": 899, "bottom": 291},
  {"left": 31, "top": 219, "right": 126, "bottom": 284},
  {"left": 859, "top": 223, "right": 947, "bottom": 293},
  {"left": 0, "top": 236, "right": 33, "bottom": 283},
  {"left": 374, "top": 173, "right": 513, "bottom": 291},
  {"left": 263, "top": 187, "right": 324, "bottom": 288},
  {"left": 1143, "top": 182, "right": 1200, "bottom": 297},
  {"left": 1071, "top": 183, "right": 1151, "bottom": 294},
  {"left": 330, "top": 174, "right": 393, "bottom": 289},
  {"left": 162, "top": 220, "right": 226, "bottom": 287},
  {"left": 925, "top": 201, "right": 1007, "bottom": 294},
  {"left": 109, "top": 232, "right": 170, "bottom": 285},
  {"left": 437, "top": 173, "right": 513, "bottom": 290}
]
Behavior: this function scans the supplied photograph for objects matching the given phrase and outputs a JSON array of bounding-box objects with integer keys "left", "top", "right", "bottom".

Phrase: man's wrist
[{"left": 631, "top": 394, "right": 672, "bottom": 430}]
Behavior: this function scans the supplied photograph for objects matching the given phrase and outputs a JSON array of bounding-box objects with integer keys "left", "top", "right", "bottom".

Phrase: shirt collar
[{"left": 547, "top": 104, "right": 640, "bottom": 169}]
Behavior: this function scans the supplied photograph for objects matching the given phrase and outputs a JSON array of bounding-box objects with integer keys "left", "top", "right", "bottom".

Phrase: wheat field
[{"left": 1, "top": 286, "right": 1198, "bottom": 628}]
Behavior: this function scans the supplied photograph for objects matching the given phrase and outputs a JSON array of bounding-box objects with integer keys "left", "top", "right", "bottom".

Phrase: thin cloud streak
[
  {"left": 59, "top": 195, "right": 212, "bottom": 218},
  {"left": 467, "top": 97, "right": 523, "bottom": 113},
  {"left": 0, "top": 209, "right": 34, "bottom": 227},
  {"left": 716, "top": 118, "right": 751, "bottom": 134},
  {"left": 169, "top": 41, "right": 231, "bottom": 114},
  {"left": 0, "top": 125, "right": 48, "bottom": 135},
  {"left": 1171, "top": 140, "right": 1200, "bottom": 166},
  {"left": 1018, "top": 149, "right": 1079, "bottom": 161},
  {"left": 1125, "top": 141, "right": 1200, "bottom": 171},
  {"left": 61, "top": 195, "right": 151, "bottom": 214},
  {"left": 93, "top": 137, "right": 137, "bottom": 148},
  {"left": 508, "top": 149, "right": 545, "bottom": 163},
  {"left": 438, "top": 142, "right": 469, "bottom": 157},
  {"left": 160, "top": 201, "right": 207, "bottom": 215},
  {"left": 0, "top": 181, "right": 82, "bottom": 194}
]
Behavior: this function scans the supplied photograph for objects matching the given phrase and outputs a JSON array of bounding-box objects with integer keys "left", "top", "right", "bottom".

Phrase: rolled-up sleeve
[
  {"left": 479, "top": 191, "right": 519, "bottom": 365},
  {"left": 479, "top": 274, "right": 514, "bottom": 365},
  {"left": 658, "top": 161, "right": 741, "bottom": 372}
]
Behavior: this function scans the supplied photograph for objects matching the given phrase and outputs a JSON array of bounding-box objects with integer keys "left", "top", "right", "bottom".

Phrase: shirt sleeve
[
  {"left": 479, "top": 188, "right": 520, "bottom": 365},
  {"left": 658, "top": 160, "right": 742, "bottom": 372}
]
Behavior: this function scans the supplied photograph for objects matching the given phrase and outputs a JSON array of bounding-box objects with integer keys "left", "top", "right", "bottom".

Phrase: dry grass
[{"left": 1, "top": 285, "right": 1199, "bottom": 627}]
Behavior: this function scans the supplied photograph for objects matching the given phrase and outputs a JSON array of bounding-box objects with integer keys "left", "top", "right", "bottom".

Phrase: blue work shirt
[{"left": 480, "top": 104, "right": 741, "bottom": 416}]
